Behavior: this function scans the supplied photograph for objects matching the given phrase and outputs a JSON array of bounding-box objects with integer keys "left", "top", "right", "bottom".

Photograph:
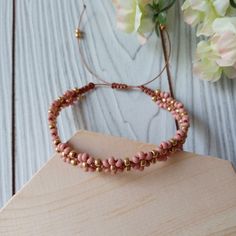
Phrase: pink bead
[
  {"left": 177, "top": 103, "right": 183, "bottom": 108},
  {"left": 138, "top": 151, "right": 146, "bottom": 160},
  {"left": 146, "top": 152, "right": 153, "bottom": 161},
  {"left": 115, "top": 159, "right": 123, "bottom": 168},
  {"left": 177, "top": 130, "right": 185, "bottom": 137},
  {"left": 156, "top": 100, "right": 161, "bottom": 105},
  {"left": 64, "top": 147, "right": 72, "bottom": 155},
  {"left": 50, "top": 128, "right": 57, "bottom": 134},
  {"left": 102, "top": 159, "right": 110, "bottom": 168},
  {"left": 77, "top": 153, "right": 83, "bottom": 162},
  {"left": 52, "top": 134, "right": 59, "bottom": 140},
  {"left": 132, "top": 156, "right": 140, "bottom": 164},
  {"left": 161, "top": 142, "right": 168, "bottom": 149},
  {"left": 174, "top": 135, "right": 182, "bottom": 141},
  {"left": 59, "top": 143, "right": 68, "bottom": 151},
  {"left": 87, "top": 157, "right": 94, "bottom": 165},
  {"left": 164, "top": 92, "right": 169, "bottom": 98},
  {"left": 108, "top": 157, "right": 115, "bottom": 166},
  {"left": 82, "top": 153, "right": 89, "bottom": 162}
]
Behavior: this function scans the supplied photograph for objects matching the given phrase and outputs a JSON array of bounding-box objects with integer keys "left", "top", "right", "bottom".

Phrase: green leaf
[{"left": 230, "top": 0, "right": 236, "bottom": 8}]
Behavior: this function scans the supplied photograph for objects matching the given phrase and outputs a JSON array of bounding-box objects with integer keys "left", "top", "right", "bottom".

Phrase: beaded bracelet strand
[{"left": 48, "top": 82, "right": 190, "bottom": 174}]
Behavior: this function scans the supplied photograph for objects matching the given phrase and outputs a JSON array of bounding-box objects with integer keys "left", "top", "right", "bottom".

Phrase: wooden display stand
[{"left": 0, "top": 130, "right": 236, "bottom": 235}]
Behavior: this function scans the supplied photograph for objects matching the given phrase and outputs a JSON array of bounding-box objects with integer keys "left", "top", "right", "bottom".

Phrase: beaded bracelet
[{"left": 48, "top": 82, "right": 190, "bottom": 174}]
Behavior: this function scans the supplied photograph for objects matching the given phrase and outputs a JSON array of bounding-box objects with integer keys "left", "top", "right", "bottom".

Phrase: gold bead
[
  {"left": 110, "top": 165, "right": 116, "bottom": 171},
  {"left": 96, "top": 167, "right": 102, "bottom": 172},
  {"left": 77, "top": 95, "right": 83, "bottom": 101},
  {"left": 151, "top": 158, "right": 156, "bottom": 164},
  {"left": 126, "top": 166, "right": 131, "bottom": 171},
  {"left": 82, "top": 162, "right": 88, "bottom": 168},
  {"left": 55, "top": 147, "right": 60, "bottom": 153},
  {"left": 162, "top": 98, "right": 166, "bottom": 102},
  {"left": 155, "top": 89, "right": 161, "bottom": 94},
  {"left": 167, "top": 107, "right": 172, "bottom": 111},
  {"left": 151, "top": 150, "right": 159, "bottom": 158},
  {"left": 170, "top": 139, "right": 177, "bottom": 146},
  {"left": 69, "top": 151, "right": 76, "bottom": 158},
  {"left": 53, "top": 139, "right": 60, "bottom": 146},
  {"left": 49, "top": 124, "right": 55, "bottom": 129},
  {"left": 75, "top": 29, "right": 84, "bottom": 38},
  {"left": 152, "top": 96, "right": 157, "bottom": 102},
  {"left": 70, "top": 159, "right": 78, "bottom": 166},
  {"left": 124, "top": 158, "right": 130, "bottom": 167},
  {"left": 170, "top": 100, "right": 174, "bottom": 104},
  {"left": 140, "top": 160, "right": 146, "bottom": 167},
  {"left": 95, "top": 159, "right": 102, "bottom": 167}
]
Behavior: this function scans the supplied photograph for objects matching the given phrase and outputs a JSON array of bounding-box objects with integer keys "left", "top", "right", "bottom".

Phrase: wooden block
[{"left": 0, "top": 130, "right": 236, "bottom": 236}]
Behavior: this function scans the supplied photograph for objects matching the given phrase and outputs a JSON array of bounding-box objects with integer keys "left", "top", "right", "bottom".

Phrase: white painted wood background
[{"left": 0, "top": 0, "right": 235, "bottom": 208}]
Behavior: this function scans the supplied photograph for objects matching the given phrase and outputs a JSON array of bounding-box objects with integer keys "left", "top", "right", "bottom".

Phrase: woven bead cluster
[{"left": 48, "top": 82, "right": 190, "bottom": 174}]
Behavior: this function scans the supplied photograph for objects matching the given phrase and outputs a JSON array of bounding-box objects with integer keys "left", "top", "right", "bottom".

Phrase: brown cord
[{"left": 76, "top": 5, "right": 172, "bottom": 89}]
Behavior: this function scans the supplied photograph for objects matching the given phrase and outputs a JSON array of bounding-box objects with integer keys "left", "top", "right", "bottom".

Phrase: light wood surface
[
  {"left": 0, "top": 0, "right": 236, "bottom": 209},
  {"left": 0, "top": 0, "right": 12, "bottom": 207},
  {"left": 1, "top": 130, "right": 236, "bottom": 236}
]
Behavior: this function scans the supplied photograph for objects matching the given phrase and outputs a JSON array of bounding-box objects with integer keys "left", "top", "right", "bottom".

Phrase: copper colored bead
[
  {"left": 124, "top": 158, "right": 130, "bottom": 167},
  {"left": 54, "top": 139, "right": 61, "bottom": 146},
  {"left": 170, "top": 139, "right": 177, "bottom": 146},
  {"left": 69, "top": 151, "right": 76, "bottom": 158},
  {"left": 95, "top": 159, "right": 102, "bottom": 167},
  {"left": 151, "top": 150, "right": 159, "bottom": 158},
  {"left": 82, "top": 162, "right": 88, "bottom": 168},
  {"left": 155, "top": 89, "right": 161, "bottom": 95},
  {"left": 152, "top": 96, "right": 157, "bottom": 102},
  {"left": 126, "top": 166, "right": 131, "bottom": 171},
  {"left": 49, "top": 124, "right": 55, "bottom": 129},
  {"left": 140, "top": 160, "right": 146, "bottom": 167},
  {"left": 96, "top": 167, "right": 102, "bottom": 172},
  {"left": 151, "top": 158, "right": 157, "bottom": 164},
  {"left": 70, "top": 159, "right": 78, "bottom": 166},
  {"left": 110, "top": 165, "right": 116, "bottom": 171}
]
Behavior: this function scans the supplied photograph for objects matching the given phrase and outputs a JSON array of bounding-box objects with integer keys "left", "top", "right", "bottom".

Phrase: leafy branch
[{"left": 147, "top": 0, "right": 176, "bottom": 35}]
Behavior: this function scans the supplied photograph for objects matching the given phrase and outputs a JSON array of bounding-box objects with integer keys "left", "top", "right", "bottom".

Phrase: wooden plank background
[
  {"left": 0, "top": 0, "right": 235, "bottom": 208},
  {"left": 0, "top": 0, "right": 12, "bottom": 208}
]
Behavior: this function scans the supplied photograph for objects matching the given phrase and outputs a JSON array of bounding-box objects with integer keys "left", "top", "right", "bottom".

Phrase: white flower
[
  {"left": 193, "top": 41, "right": 223, "bottom": 81},
  {"left": 211, "top": 17, "right": 236, "bottom": 71},
  {"left": 193, "top": 17, "right": 236, "bottom": 81},
  {"left": 113, "top": 0, "right": 154, "bottom": 44},
  {"left": 182, "top": 0, "right": 232, "bottom": 36}
]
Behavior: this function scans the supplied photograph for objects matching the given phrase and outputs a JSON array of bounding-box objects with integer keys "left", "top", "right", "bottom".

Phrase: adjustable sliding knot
[
  {"left": 75, "top": 28, "right": 84, "bottom": 39},
  {"left": 139, "top": 85, "right": 155, "bottom": 97},
  {"left": 111, "top": 83, "right": 129, "bottom": 90}
]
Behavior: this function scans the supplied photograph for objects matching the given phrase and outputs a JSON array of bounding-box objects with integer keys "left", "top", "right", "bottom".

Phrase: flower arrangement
[{"left": 113, "top": 0, "right": 236, "bottom": 82}]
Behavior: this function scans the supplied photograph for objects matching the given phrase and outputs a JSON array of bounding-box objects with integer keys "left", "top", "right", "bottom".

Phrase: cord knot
[{"left": 111, "top": 83, "right": 129, "bottom": 90}]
